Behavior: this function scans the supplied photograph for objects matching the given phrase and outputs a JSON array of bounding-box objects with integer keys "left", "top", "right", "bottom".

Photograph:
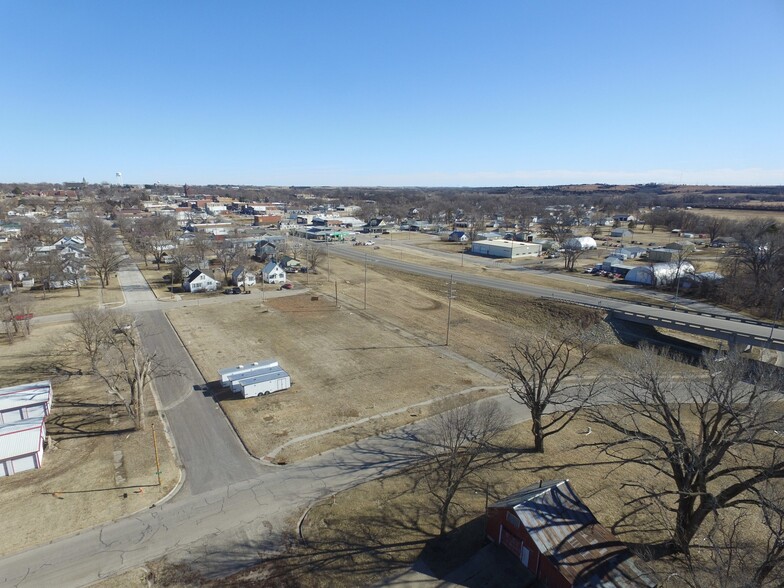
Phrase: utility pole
[
  {"left": 445, "top": 274, "right": 456, "bottom": 346},
  {"left": 152, "top": 424, "right": 161, "bottom": 487},
  {"left": 364, "top": 254, "right": 368, "bottom": 310},
  {"left": 326, "top": 238, "right": 330, "bottom": 279},
  {"left": 335, "top": 281, "right": 338, "bottom": 308}
]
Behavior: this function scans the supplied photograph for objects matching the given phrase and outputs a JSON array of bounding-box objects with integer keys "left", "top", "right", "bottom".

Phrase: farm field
[
  {"left": 689, "top": 207, "right": 784, "bottom": 221},
  {"left": 0, "top": 323, "right": 179, "bottom": 557}
]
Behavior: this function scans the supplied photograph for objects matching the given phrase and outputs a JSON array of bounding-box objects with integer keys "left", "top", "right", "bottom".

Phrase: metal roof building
[
  {"left": 625, "top": 262, "right": 694, "bottom": 286},
  {"left": 471, "top": 239, "right": 542, "bottom": 259},
  {"left": 0, "top": 381, "right": 53, "bottom": 424},
  {"left": 0, "top": 417, "right": 47, "bottom": 477},
  {"left": 486, "top": 480, "right": 656, "bottom": 587}
]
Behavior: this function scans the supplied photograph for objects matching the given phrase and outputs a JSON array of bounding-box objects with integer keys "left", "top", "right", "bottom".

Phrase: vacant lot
[
  {"left": 168, "top": 293, "right": 499, "bottom": 462},
  {"left": 168, "top": 254, "right": 619, "bottom": 462},
  {"left": 0, "top": 323, "right": 179, "bottom": 557}
]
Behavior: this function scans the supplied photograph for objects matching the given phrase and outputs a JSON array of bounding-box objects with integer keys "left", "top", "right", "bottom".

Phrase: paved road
[
  {"left": 328, "top": 243, "right": 784, "bottom": 350},
  {"left": 117, "top": 259, "right": 266, "bottom": 497},
  {"left": 0, "top": 393, "right": 533, "bottom": 587}
]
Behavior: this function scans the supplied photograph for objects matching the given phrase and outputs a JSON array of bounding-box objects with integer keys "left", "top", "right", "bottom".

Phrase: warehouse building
[
  {"left": 471, "top": 239, "right": 541, "bottom": 259},
  {"left": 0, "top": 417, "right": 47, "bottom": 477}
]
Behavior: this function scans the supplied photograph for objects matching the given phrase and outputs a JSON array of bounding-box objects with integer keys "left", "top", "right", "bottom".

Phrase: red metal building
[{"left": 486, "top": 480, "right": 656, "bottom": 587}]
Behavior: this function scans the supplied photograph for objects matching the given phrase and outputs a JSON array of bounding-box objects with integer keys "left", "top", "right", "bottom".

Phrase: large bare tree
[
  {"left": 70, "top": 308, "right": 173, "bottom": 430},
  {"left": 587, "top": 346, "right": 784, "bottom": 557},
  {"left": 81, "top": 215, "right": 124, "bottom": 287},
  {"left": 493, "top": 332, "right": 599, "bottom": 452},
  {"left": 211, "top": 240, "right": 244, "bottom": 284},
  {"left": 303, "top": 243, "right": 326, "bottom": 273},
  {"left": 413, "top": 401, "right": 508, "bottom": 535}
]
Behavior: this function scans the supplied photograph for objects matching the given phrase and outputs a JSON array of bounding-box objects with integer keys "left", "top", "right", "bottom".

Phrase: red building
[{"left": 486, "top": 480, "right": 656, "bottom": 588}]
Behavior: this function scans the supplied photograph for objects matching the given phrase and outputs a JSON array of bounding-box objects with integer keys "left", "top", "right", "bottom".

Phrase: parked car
[
  {"left": 224, "top": 287, "right": 241, "bottom": 295},
  {"left": 280, "top": 283, "right": 294, "bottom": 290}
]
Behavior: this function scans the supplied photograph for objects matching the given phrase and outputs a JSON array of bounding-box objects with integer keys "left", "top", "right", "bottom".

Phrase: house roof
[
  {"left": 278, "top": 255, "right": 300, "bottom": 266},
  {"left": 185, "top": 269, "right": 217, "bottom": 283},
  {"left": 0, "top": 417, "right": 46, "bottom": 461},
  {"left": 489, "top": 480, "right": 655, "bottom": 587},
  {"left": 263, "top": 261, "right": 283, "bottom": 273}
]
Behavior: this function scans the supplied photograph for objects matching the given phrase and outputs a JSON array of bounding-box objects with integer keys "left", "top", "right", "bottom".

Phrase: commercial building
[{"left": 471, "top": 239, "right": 541, "bottom": 259}]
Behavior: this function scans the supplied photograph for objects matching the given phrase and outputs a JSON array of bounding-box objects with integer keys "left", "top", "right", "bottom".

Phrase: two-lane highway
[{"left": 329, "top": 243, "right": 784, "bottom": 352}]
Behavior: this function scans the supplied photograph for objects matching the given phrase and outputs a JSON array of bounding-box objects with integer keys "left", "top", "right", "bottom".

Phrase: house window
[{"left": 505, "top": 512, "right": 520, "bottom": 529}]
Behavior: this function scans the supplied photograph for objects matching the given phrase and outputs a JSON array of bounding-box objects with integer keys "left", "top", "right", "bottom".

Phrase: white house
[
  {"left": 231, "top": 266, "right": 256, "bottom": 288},
  {"left": 0, "top": 417, "right": 47, "bottom": 477},
  {"left": 183, "top": 269, "right": 220, "bottom": 292},
  {"left": 0, "top": 381, "right": 53, "bottom": 424},
  {"left": 262, "top": 262, "right": 286, "bottom": 284}
]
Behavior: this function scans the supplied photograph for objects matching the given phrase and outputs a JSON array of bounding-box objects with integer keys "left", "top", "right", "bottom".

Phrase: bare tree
[
  {"left": 540, "top": 216, "right": 574, "bottom": 245},
  {"left": 587, "top": 346, "right": 784, "bottom": 557},
  {"left": 562, "top": 242, "right": 588, "bottom": 272},
  {"left": 190, "top": 232, "right": 212, "bottom": 267},
  {"left": 721, "top": 221, "right": 784, "bottom": 311},
  {"left": 81, "top": 215, "right": 124, "bottom": 287},
  {"left": 211, "top": 240, "right": 244, "bottom": 284},
  {"left": 1, "top": 291, "right": 35, "bottom": 343},
  {"left": 132, "top": 216, "right": 180, "bottom": 269},
  {"left": 166, "top": 244, "right": 195, "bottom": 285},
  {"left": 413, "top": 401, "right": 508, "bottom": 535},
  {"left": 303, "top": 243, "right": 326, "bottom": 273},
  {"left": 706, "top": 217, "right": 727, "bottom": 244},
  {"left": 493, "top": 332, "right": 599, "bottom": 452},
  {"left": 70, "top": 308, "right": 174, "bottom": 430},
  {"left": 0, "top": 244, "right": 27, "bottom": 286},
  {"left": 27, "top": 250, "right": 64, "bottom": 299}
]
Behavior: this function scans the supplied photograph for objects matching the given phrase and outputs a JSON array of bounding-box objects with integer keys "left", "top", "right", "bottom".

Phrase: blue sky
[{"left": 1, "top": 1, "right": 783, "bottom": 186}]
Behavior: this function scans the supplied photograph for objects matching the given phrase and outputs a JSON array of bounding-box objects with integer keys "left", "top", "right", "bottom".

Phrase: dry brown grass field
[
  {"left": 691, "top": 207, "right": 784, "bottom": 222},
  {"left": 167, "top": 254, "right": 623, "bottom": 463},
  {"left": 0, "top": 323, "right": 179, "bottom": 557},
  {"left": 12, "top": 279, "right": 124, "bottom": 316},
  {"left": 222, "top": 406, "right": 772, "bottom": 588}
]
